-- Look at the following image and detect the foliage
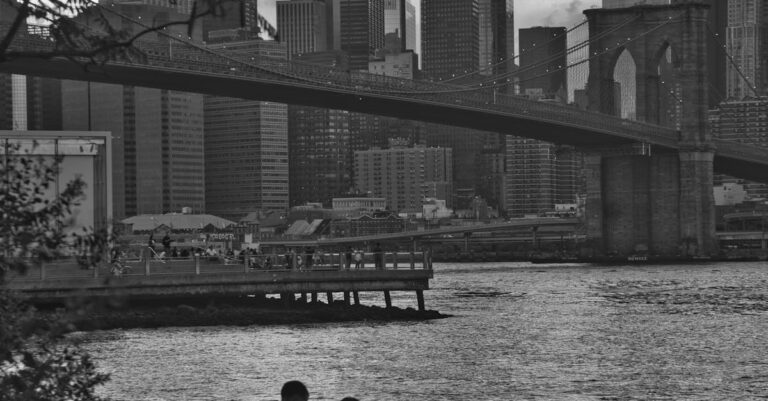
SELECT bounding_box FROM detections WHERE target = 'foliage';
[0,0,238,64]
[0,143,112,400]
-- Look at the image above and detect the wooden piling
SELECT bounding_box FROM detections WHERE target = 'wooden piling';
[416,290,425,311]
[384,290,392,309]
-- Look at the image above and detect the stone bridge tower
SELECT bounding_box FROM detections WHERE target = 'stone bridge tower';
[584,2,716,256]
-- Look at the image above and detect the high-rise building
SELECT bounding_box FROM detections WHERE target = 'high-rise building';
[478,0,513,79]
[339,0,385,71]
[355,145,453,212]
[421,0,508,210]
[518,26,567,100]
[711,98,768,200]
[277,0,327,58]
[61,3,205,219]
[383,0,416,53]
[204,40,289,220]
[63,82,205,219]
[502,139,556,217]
[289,105,351,207]
[421,0,479,81]
[725,0,768,98]
[201,0,259,41]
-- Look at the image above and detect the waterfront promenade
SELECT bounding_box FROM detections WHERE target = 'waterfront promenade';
[6,251,433,310]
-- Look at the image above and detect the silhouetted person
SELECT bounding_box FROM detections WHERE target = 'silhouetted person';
[374,242,383,269]
[305,247,314,269]
[162,232,172,253]
[281,380,309,401]
[344,246,353,270]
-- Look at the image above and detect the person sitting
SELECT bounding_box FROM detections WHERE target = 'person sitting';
[281,380,309,401]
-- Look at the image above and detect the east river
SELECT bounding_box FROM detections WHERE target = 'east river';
[76,262,768,400]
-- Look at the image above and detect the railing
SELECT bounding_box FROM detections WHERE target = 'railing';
[7,249,432,283]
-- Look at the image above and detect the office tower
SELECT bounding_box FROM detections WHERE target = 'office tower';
[201,0,259,41]
[63,82,205,219]
[502,140,556,216]
[711,99,768,200]
[339,0,385,70]
[205,40,289,220]
[421,0,508,210]
[478,0,514,79]
[288,104,351,207]
[60,3,205,219]
[277,0,327,57]
[383,0,416,53]
[355,146,452,212]
[421,0,479,80]
[725,0,768,98]
[518,27,567,100]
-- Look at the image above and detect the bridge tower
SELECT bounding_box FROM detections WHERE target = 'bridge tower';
[584,2,716,257]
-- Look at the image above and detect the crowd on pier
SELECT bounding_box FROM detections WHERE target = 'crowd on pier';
[132,232,392,271]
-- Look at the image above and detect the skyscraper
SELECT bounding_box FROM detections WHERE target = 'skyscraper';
[204,40,289,220]
[62,3,206,219]
[277,0,327,57]
[421,0,479,81]
[288,104,351,207]
[383,0,416,53]
[725,0,768,98]
[62,82,205,218]
[518,26,568,100]
[201,0,260,41]
[478,0,514,78]
[339,0,385,70]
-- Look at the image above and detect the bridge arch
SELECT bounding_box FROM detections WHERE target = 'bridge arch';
[583,3,716,257]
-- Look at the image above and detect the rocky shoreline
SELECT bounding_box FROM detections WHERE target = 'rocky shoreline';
[53,298,449,332]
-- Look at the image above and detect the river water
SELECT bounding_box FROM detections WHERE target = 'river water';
[77,262,768,400]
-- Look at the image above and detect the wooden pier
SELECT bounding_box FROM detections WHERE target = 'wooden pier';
[6,251,433,310]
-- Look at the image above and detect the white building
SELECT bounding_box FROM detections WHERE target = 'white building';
[1,131,113,233]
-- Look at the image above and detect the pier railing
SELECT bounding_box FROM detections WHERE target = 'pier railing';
[6,249,432,282]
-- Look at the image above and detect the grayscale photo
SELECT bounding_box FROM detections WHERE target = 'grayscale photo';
[1,0,766,399]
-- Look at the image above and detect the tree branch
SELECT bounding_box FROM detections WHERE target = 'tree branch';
[0,0,30,55]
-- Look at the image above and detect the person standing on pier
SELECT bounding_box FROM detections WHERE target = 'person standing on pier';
[354,249,363,269]
[374,243,383,270]
[344,246,353,270]
[162,232,172,254]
